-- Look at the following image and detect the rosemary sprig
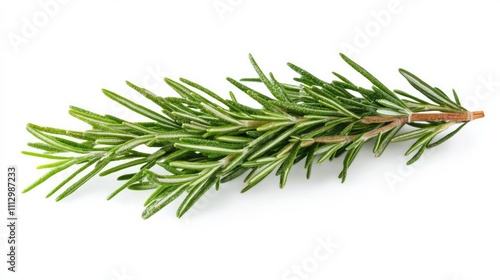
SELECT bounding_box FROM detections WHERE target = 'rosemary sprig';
[23,54,484,218]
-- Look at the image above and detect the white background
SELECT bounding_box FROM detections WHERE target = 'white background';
[1,1,499,279]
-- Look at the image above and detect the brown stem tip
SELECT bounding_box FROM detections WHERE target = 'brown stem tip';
[472,111,485,120]
[409,111,485,122]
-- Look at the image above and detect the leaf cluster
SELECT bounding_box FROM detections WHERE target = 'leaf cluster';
[23,54,478,218]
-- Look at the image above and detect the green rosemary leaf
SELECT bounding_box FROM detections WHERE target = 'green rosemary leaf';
[377,99,410,114]
[287,63,347,98]
[373,125,403,157]
[112,136,153,155]
[22,151,71,160]
[200,102,242,125]
[27,123,90,140]
[122,122,160,135]
[158,149,192,165]
[340,54,405,108]
[374,132,384,154]
[56,156,112,201]
[452,89,461,106]
[26,124,89,154]
[317,143,345,163]
[242,157,286,193]
[376,109,404,116]
[304,143,318,179]
[83,130,137,140]
[181,122,210,132]
[36,159,72,169]
[166,78,223,111]
[225,100,262,115]
[247,127,297,160]
[169,161,221,170]
[404,131,439,156]
[46,158,99,198]
[278,142,301,188]
[241,156,277,168]
[226,77,271,102]
[427,123,466,149]
[142,183,188,219]
[392,127,435,142]
[287,62,325,85]
[68,110,125,133]
[171,111,210,125]
[107,163,153,200]
[219,150,248,174]
[295,118,330,130]
[394,89,429,104]
[245,89,278,111]
[302,117,352,139]
[220,166,248,183]
[336,96,378,113]
[155,131,202,142]
[268,100,338,116]
[69,106,120,125]
[99,157,149,176]
[239,77,261,82]
[147,171,199,185]
[23,157,84,193]
[371,87,408,111]
[339,140,364,183]
[256,121,294,132]
[303,87,359,118]
[332,72,354,85]
[95,138,127,145]
[434,87,454,103]
[177,168,219,218]
[143,183,174,206]
[117,173,135,181]
[128,182,158,191]
[229,91,238,102]
[103,89,178,127]
[406,141,428,165]
[103,114,127,124]
[27,142,65,152]
[249,54,288,101]
[163,78,196,100]
[179,138,245,150]
[126,81,169,109]
[398,69,463,111]
[215,135,253,143]
[269,73,292,102]
[179,78,230,107]
[174,141,242,155]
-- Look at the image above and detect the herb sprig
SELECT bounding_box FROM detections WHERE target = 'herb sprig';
[23,54,484,218]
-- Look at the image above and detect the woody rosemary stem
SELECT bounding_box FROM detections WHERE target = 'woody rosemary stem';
[311,111,484,145]
[361,111,485,124]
